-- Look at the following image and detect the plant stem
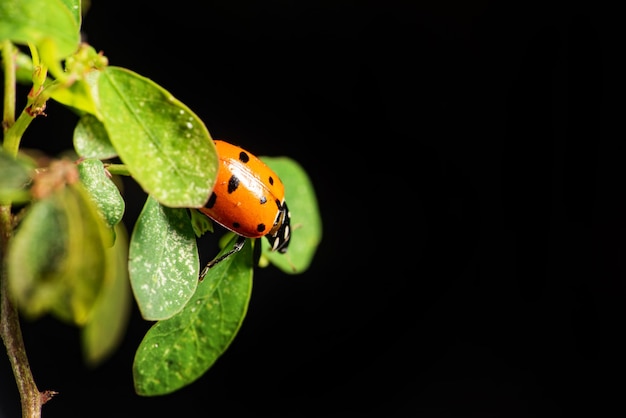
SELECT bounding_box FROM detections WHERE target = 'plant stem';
[0,205,51,418]
[1,40,16,131]
[3,110,35,156]
[1,40,52,418]
[2,40,39,156]
[104,163,131,176]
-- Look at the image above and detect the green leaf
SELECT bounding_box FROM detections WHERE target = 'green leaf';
[81,222,132,367]
[0,0,81,60]
[51,69,102,118]
[77,157,125,229]
[73,114,117,159]
[58,0,81,25]
[260,156,322,274]
[7,183,110,325]
[97,66,218,208]
[0,150,34,204]
[133,234,253,396]
[129,196,199,321]
[189,208,214,237]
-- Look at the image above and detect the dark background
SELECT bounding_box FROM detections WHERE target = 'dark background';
[2,1,624,417]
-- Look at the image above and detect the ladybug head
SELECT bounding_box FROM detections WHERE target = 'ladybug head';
[266,201,291,253]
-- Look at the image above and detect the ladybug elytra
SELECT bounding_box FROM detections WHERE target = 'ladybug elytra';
[198,140,291,277]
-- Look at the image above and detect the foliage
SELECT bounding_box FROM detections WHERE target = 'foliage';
[0,0,322,413]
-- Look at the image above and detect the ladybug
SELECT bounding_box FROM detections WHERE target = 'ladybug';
[198,140,291,277]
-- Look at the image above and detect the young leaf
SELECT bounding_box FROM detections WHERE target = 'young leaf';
[77,157,125,228]
[7,184,110,325]
[73,114,117,159]
[97,66,218,208]
[129,196,199,321]
[0,0,81,61]
[260,156,322,274]
[133,234,253,396]
[51,71,102,118]
[81,223,132,367]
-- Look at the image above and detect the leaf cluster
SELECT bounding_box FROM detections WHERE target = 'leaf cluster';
[1,0,322,399]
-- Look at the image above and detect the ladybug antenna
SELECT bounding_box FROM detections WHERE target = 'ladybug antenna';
[199,235,247,281]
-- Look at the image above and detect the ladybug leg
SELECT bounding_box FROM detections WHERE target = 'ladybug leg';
[199,235,247,280]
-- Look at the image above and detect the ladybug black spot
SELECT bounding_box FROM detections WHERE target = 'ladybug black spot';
[257,224,266,233]
[268,176,274,186]
[232,222,241,229]
[206,192,217,209]
[228,175,240,193]
[274,199,281,209]
[238,151,250,163]
[260,196,267,204]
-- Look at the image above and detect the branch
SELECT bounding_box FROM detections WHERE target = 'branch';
[1,205,55,418]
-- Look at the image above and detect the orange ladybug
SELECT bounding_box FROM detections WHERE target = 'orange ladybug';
[198,140,291,277]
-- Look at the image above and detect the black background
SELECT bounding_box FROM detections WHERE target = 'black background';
[1,1,624,417]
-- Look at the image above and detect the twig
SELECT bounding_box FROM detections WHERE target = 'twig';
[0,205,52,418]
